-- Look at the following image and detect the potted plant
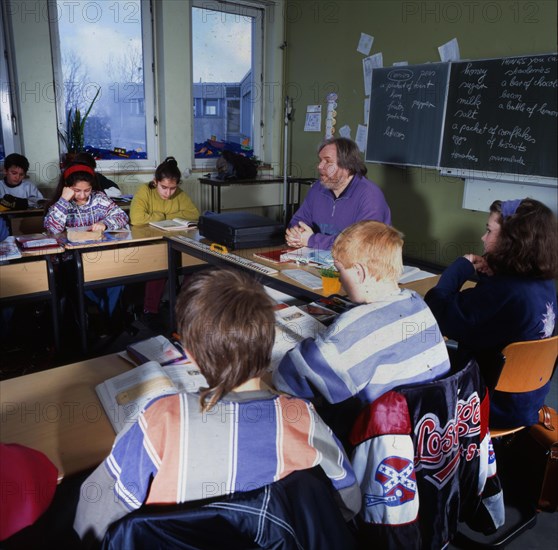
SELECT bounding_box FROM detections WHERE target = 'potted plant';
[58,86,101,159]
[319,266,341,295]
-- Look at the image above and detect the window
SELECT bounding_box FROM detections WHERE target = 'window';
[192,1,263,162]
[0,4,20,161]
[204,99,219,117]
[49,0,156,169]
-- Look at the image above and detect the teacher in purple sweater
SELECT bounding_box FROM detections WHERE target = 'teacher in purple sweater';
[286,137,391,250]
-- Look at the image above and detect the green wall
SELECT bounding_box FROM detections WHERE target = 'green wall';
[285,0,557,266]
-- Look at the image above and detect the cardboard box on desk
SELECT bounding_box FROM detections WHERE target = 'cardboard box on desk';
[198,211,285,250]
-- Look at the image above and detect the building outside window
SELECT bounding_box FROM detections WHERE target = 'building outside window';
[49,0,156,168]
[192,1,263,161]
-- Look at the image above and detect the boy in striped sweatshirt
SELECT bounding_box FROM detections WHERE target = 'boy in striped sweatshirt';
[273,221,451,442]
[74,268,360,545]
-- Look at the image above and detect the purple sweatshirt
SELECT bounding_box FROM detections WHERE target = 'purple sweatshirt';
[289,174,391,249]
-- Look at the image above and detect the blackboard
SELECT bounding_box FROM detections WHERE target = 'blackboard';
[440,54,557,180]
[365,63,450,168]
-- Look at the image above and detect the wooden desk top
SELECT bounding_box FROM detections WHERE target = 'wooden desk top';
[168,233,441,299]
[20,245,65,257]
[63,224,165,250]
[0,354,132,480]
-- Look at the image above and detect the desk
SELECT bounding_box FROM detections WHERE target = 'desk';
[0,354,132,480]
[0,246,64,350]
[67,226,206,353]
[166,232,441,329]
[198,176,314,216]
[0,276,447,480]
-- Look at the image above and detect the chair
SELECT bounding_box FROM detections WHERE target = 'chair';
[490,336,558,437]
[348,358,505,550]
[101,466,357,550]
[454,336,558,548]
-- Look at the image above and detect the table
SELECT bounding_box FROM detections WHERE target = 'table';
[66,226,206,353]
[0,353,132,480]
[166,232,441,330]
[0,246,65,350]
[198,175,314,216]
[0,270,446,482]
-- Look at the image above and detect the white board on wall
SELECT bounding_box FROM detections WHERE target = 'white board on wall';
[462,179,558,215]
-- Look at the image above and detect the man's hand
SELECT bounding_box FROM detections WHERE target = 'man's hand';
[285,222,314,247]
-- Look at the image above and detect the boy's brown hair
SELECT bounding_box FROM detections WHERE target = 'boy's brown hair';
[176,268,275,411]
[332,220,404,283]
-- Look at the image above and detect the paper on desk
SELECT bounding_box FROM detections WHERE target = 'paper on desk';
[399,265,436,284]
[0,237,22,260]
[280,247,334,267]
[265,286,299,306]
[270,306,326,371]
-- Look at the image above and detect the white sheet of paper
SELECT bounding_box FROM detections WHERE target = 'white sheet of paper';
[363,53,383,96]
[364,97,370,124]
[438,37,460,62]
[356,124,368,152]
[393,61,409,66]
[304,112,321,132]
[339,125,351,139]
[357,32,374,55]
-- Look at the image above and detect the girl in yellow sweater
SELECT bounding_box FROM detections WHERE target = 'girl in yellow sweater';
[130,157,199,314]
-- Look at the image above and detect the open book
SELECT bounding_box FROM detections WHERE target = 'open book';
[149,218,198,231]
[271,305,326,370]
[96,360,207,433]
[96,304,326,432]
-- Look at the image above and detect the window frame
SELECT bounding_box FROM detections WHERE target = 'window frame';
[48,0,158,173]
[0,3,21,159]
[191,0,265,169]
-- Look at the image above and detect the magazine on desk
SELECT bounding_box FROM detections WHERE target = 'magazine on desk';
[125,334,188,366]
[149,218,198,231]
[253,246,334,268]
[279,247,334,267]
[15,233,61,250]
[0,237,22,260]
